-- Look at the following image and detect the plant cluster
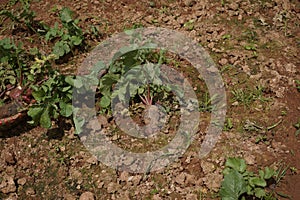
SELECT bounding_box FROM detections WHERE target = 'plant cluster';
[45,7,85,58]
[0,38,49,104]
[0,0,45,34]
[0,3,87,128]
[71,44,186,133]
[231,85,269,107]
[95,48,178,114]
[220,157,278,200]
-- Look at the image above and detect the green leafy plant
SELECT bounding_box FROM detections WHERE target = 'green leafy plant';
[0,38,22,90]
[220,157,277,200]
[94,47,171,113]
[28,70,74,128]
[0,0,46,34]
[0,3,101,130]
[0,38,50,101]
[110,63,179,109]
[0,36,74,129]
[71,43,182,133]
[45,7,84,58]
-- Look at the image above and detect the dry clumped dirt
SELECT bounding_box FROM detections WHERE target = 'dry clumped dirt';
[0,0,300,199]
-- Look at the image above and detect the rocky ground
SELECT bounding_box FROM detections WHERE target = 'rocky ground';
[0,0,299,199]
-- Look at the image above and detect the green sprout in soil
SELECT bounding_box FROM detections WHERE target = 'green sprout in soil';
[231,85,270,108]
[293,118,300,137]
[295,80,300,92]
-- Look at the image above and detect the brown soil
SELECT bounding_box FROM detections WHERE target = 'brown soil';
[0,0,299,199]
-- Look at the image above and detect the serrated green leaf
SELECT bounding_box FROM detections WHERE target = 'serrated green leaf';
[220,170,247,200]
[70,36,82,45]
[27,107,44,123]
[254,188,266,198]
[40,107,51,128]
[225,157,247,173]
[249,177,267,187]
[264,167,275,179]
[60,102,73,117]
[53,42,65,57]
[32,89,46,102]
[53,41,71,56]
[60,7,73,23]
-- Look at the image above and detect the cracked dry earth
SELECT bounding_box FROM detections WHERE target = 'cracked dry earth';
[0,0,300,199]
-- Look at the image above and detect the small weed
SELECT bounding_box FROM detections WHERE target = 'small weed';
[274,163,289,185]
[183,20,195,31]
[223,118,233,131]
[221,0,226,6]
[244,43,256,51]
[295,80,300,92]
[289,166,298,175]
[255,135,269,144]
[231,86,268,107]
[222,34,231,40]
[242,29,259,42]
[150,188,159,195]
[199,92,216,112]
[159,6,169,14]
[280,110,287,116]
[293,118,300,137]
[244,43,258,57]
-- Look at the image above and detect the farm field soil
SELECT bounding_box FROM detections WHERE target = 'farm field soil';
[0,0,299,199]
